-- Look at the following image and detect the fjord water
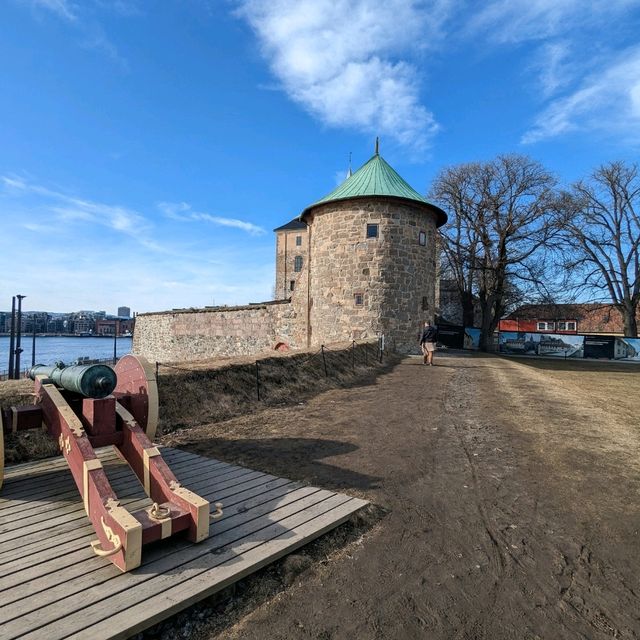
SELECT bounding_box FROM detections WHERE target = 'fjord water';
[0,336,133,373]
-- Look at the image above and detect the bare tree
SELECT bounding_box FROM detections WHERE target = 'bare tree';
[431,155,558,350]
[557,161,640,336]
[432,164,481,326]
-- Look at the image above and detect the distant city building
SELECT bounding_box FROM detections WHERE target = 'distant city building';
[118,306,131,318]
[95,318,135,336]
[0,308,136,335]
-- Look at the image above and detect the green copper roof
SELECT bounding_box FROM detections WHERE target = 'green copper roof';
[301,153,447,226]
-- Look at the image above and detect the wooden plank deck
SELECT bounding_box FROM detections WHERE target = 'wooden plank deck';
[0,447,368,640]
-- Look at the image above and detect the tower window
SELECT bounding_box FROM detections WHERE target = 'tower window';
[422,297,428,311]
[354,293,364,306]
[295,235,302,246]
[294,255,303,272]
[290,280,295,291]
[366,224,379,239]
[419,230,426,246]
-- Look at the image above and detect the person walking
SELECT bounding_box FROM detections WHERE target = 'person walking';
[420,320,438,366]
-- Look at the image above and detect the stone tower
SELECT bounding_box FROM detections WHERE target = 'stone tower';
[273,218,308,301]
[295,146,447,353]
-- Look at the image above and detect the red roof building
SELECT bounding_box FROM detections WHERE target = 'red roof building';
[499,303,639,336]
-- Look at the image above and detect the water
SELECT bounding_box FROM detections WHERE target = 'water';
[0,336,133,374]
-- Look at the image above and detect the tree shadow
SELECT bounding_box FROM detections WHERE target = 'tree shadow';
[179,437,380,493]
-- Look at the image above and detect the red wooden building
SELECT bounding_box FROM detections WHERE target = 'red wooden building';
[499,303,638,336]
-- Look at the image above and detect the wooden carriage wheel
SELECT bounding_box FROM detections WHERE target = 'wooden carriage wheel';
[113,355,159,440]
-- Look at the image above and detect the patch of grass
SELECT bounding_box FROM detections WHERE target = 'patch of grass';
[1,342,396,463]
[0,378,59,463]
[157,341,395,435]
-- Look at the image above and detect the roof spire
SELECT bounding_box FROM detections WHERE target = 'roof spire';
[375,136,379,155]
[347,151,352,178]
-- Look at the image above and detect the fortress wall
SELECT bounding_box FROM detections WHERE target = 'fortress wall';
[306,198,438,353]
[132,301,304,364]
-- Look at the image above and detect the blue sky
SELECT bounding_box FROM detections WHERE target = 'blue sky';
[1,0,640,315]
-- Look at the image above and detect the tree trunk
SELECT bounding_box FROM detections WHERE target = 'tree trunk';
[461,290,475,327]
[621,305,638,337]
[478,298,493,352]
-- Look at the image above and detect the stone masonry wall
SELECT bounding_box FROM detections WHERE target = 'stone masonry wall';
[274,229,307,300]
[133,301,304,364]
[306,198,438,353]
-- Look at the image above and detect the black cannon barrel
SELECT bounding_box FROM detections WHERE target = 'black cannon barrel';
[29,363,117,399]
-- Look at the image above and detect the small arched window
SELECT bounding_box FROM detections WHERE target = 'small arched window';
[294,255,303,272]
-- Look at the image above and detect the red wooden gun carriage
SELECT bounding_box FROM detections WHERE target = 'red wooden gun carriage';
[0,355,221,572]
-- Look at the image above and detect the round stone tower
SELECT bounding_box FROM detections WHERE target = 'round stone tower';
[299,146,447,353]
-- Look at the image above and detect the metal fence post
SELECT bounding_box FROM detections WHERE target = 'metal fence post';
[321,345,328,377]
[155,361,160,380]
[256,361,261,400]
[352,340,355,372]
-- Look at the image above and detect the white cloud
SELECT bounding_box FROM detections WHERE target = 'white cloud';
[25,0,78,21]
[522,46,640,143]
[466,0,636,44]
[1,175,28,190]
[235,0,452,150]
[16,0,127,66]
[461,0,640,144]
[0,180,275,312]
[158,201,266,236]
[531,41,573,98]
[1,175,149,236]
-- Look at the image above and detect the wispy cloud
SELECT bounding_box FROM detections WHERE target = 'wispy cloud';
[465,0,636,44]
[0,177,275,311]
[235,0,453,150]
[158,201,266,236]
[522,46,640,144]
[25,0,78,21]
[530,41,573,98]
[16,0,128,66]
[462,0,640,144]
[1,174,149,236]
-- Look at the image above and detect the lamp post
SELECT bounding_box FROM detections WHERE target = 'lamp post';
[31,313,37,367]
[8,296,16,379]
[15,294,26,378]
[113,322,118,365]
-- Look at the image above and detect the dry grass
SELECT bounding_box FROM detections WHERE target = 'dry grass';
[0,378,35,407]
[0,378,59,463]
[502,355,640,427]
[157,341,393,434]
[0,342,394,463]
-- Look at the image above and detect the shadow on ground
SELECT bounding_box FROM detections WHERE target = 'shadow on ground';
[178,437,382,493]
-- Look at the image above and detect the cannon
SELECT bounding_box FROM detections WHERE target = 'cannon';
[29,362,118,398]
[0,355,220,572]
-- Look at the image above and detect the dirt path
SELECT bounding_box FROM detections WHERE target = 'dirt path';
[166,352,640,640]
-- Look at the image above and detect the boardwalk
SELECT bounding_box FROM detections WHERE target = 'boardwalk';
[0,447,367,640]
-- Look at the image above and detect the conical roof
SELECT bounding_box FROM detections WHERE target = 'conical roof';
[301,152,447,226]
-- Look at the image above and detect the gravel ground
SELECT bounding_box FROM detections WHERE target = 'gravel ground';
[142,351,640,639]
